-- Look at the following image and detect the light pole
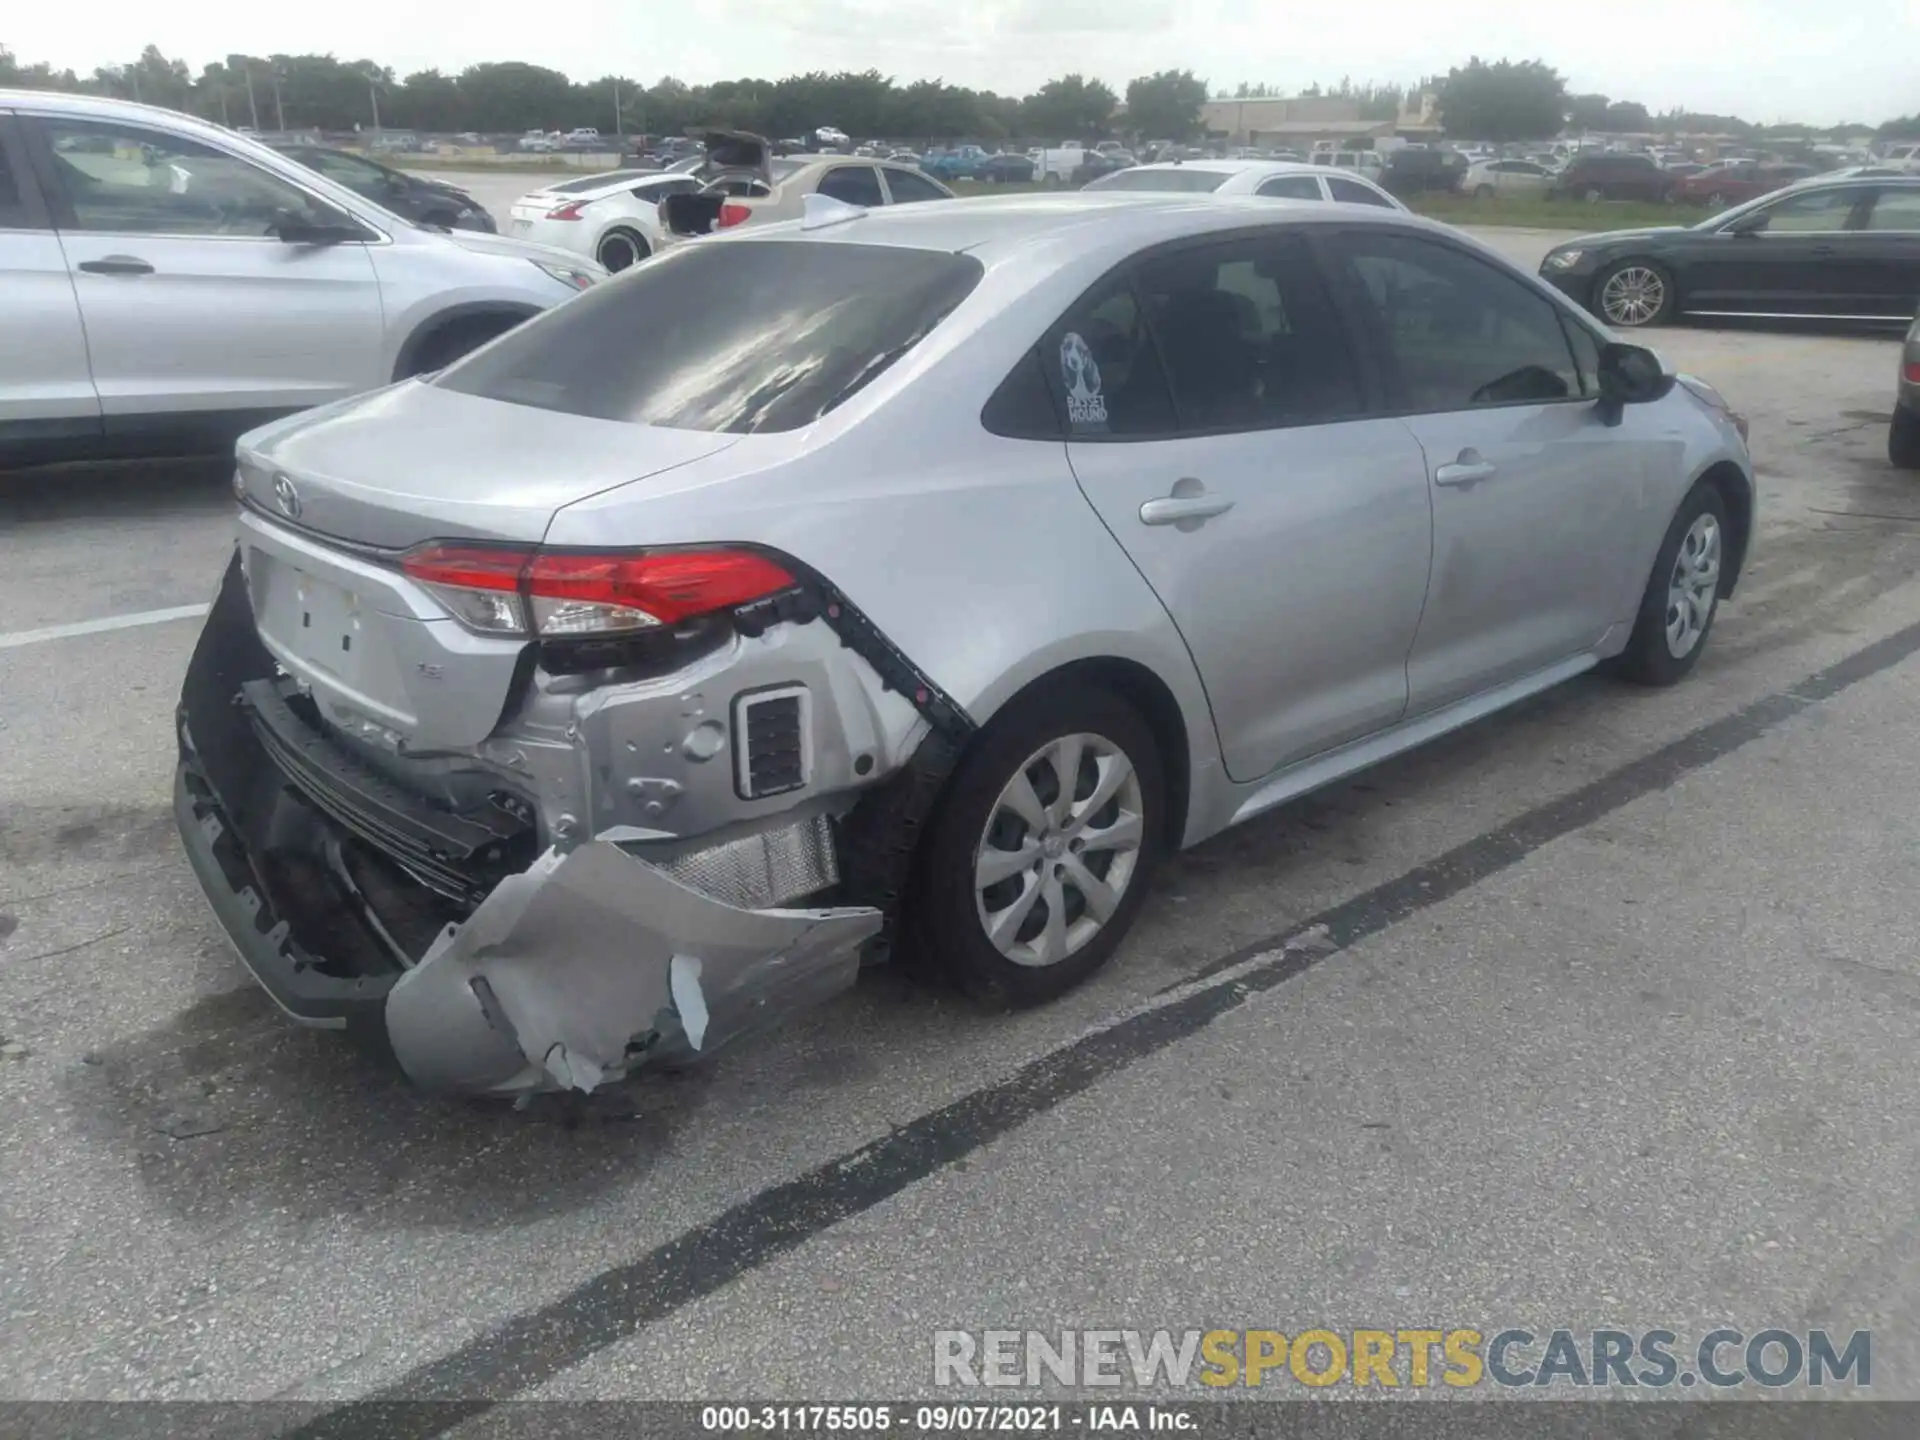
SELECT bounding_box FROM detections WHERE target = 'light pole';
[243,58,260,129]
[272,66,286,131]
[613,82,622,138]
[364,66,383,135]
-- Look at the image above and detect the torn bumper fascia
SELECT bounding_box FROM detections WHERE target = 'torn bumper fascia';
[383,839,881,1095]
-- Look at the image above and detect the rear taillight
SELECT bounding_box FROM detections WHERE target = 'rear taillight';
[399,544,796,639]
[545,200,587,220]
[718,201,753,228]
[1906,361,1920,384]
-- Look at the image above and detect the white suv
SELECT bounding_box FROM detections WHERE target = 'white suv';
[1,90,603,467]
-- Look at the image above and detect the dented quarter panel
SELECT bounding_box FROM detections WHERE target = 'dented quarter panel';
[384,840,882,1094]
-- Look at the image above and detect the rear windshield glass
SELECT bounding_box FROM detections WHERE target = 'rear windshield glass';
[1087,168,1231,193]
[550,170,655,194]
[436,240,985,434]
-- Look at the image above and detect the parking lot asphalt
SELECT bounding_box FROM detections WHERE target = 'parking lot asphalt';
[4,220,1920,1411]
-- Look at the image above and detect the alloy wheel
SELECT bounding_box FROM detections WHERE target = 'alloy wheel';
[974,732,1145,969]
[1665,512,1721,658]
[1600,266,1667,326]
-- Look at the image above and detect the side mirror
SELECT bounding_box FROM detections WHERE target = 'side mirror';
[1596,341,1674,424]
[1724,210,1767,236]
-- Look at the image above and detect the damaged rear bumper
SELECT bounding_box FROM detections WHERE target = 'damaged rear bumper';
[173,553,884,1097]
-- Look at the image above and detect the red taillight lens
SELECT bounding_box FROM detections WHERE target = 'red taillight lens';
[545,200,587,220]
[1905,361,1920,384]
[718,201,752,228]
[399,543,796,638]
[526,549,796,633]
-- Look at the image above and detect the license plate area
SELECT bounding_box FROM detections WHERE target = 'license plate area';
[263,556,369,687]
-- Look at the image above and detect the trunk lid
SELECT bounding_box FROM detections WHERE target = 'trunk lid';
[236,381,741,550]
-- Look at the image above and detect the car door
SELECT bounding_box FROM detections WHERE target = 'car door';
[0,111,101,447]
[1687,184,1875,316]
[1854,186,1920,319]
[1057,231,1435,782]
[21,112,386,424]
[1318,227,1652,714]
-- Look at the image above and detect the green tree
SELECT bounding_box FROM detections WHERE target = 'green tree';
[1123,69,1208,141]
[1021,73,1118,141]
[1604,99,1651,132]
[1435,58,1567,142]
[1566,92,1611,131]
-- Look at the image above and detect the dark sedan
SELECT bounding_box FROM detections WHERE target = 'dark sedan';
[976,151,1037,183]
[1538,175,1920,328]
[271,144,497,232]
[1547,152,1673,203]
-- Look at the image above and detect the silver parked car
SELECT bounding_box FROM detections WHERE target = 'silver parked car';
[173,192,1755,1098]
[1083,158,1407,211]
[0,90,602,466]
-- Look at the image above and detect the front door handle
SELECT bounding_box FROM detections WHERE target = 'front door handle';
[1139,494,1235,526]
[1809,244,1837,258]
[1434,459,1497,488]
[77,255,155,276]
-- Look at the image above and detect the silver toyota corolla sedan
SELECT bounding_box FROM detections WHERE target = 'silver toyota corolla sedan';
[173,191,1756,1098]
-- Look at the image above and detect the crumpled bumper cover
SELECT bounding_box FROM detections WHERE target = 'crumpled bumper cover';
[172,552,884,1096]
[383,840,880,1094]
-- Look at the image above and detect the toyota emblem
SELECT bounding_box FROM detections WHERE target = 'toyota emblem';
[273,473,301,520]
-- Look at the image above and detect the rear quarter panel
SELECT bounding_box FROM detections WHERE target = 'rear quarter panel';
[546,238,1226,840]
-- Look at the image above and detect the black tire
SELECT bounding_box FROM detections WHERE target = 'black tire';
[906,682,1167,1008]
[420,210,459,230]
[397,314,522,380]
[1708,190,1727,209]
[1891,403,1920,469]
[1591,258,1677,328]
[1583,185,1604,203]
[595,226,650,272]
[1615,481,1731,686]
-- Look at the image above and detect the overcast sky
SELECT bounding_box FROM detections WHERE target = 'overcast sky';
[8,0,1917,126]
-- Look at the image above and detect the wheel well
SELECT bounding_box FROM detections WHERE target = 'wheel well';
[392,306,538,381]
[987,658,1192,851]
[1698,460,1754,596]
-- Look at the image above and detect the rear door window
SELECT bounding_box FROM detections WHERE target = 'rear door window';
[1257,174,1322,200]
[436,240,983,434]
[1133,234,1366,430]
[1327,176,1394,207]
[882,168,949,204]
[817,165,885,206]
[1863,188,1920,232]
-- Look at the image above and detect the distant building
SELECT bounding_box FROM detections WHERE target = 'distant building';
[1200,95,1394,150]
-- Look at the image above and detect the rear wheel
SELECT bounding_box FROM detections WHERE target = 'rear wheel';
[1615,482,1729,686]
[907,684,1166,1007]
[595,226,650,272]
[1583,185,1604,203]
[1892,404,1920,469]
[1707,190,1728,208]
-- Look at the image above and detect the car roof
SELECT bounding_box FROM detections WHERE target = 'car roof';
[722,189,1425,263]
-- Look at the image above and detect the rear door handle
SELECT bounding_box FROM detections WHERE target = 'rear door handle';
[1434,460,1497,488]
[1139,494,1235,526]
[1809,244,1837,258]
[77,255,154,276]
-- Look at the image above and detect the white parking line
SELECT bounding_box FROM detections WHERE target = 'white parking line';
[0,603,211,651]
